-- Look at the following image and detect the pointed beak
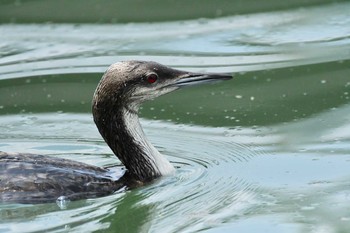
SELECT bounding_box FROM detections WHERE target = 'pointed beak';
[174,72,233,87]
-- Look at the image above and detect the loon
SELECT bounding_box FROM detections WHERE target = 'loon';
[0,61,232,203]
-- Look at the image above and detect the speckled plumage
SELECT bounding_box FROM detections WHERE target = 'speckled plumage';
[0,152,125,203]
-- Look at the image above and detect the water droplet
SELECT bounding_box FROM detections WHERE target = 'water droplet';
[56,196,70,209]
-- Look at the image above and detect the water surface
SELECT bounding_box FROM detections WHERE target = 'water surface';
[0,1,350,233]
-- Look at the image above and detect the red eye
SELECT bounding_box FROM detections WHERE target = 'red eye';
[147,74,158,84]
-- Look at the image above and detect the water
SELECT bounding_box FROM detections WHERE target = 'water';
[1,1,350,232]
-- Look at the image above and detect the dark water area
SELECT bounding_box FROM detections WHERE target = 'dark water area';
[0,0,344,23]
[0,1,350,232]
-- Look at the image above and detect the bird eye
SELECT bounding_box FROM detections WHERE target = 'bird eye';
[146,74,158,84]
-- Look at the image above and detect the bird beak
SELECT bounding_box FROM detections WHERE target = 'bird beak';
[174,72,233,87]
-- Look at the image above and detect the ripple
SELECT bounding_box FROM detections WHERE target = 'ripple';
[0,194,124,232]
[0,1,350,232]
[137,121,262,232]
[1,105,350,232]
[1,3,350,79]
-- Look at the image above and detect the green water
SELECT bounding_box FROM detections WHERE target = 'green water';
[1,1,350,232]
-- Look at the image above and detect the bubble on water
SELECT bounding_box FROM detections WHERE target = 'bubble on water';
[235,95,242,99]
[321,80,327,84]
[225,115,236,120]
[56,196,71,209]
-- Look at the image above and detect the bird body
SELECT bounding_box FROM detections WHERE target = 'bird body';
[0,61,232,203]
[0,152,124,203]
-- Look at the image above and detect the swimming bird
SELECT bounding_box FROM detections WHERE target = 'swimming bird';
[0,61,232,203]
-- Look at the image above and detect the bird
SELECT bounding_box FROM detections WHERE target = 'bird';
[0,60,232,204]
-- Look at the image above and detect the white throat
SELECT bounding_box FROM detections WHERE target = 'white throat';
[122,107,175,176]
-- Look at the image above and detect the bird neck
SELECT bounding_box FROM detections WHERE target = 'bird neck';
[94,103,174,182]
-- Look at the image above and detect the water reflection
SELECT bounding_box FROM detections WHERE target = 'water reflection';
[1,106,350,232]
[0,113,260,232]
[1,2,350,79]
[0,191,154,233]
[0,1,350,232]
